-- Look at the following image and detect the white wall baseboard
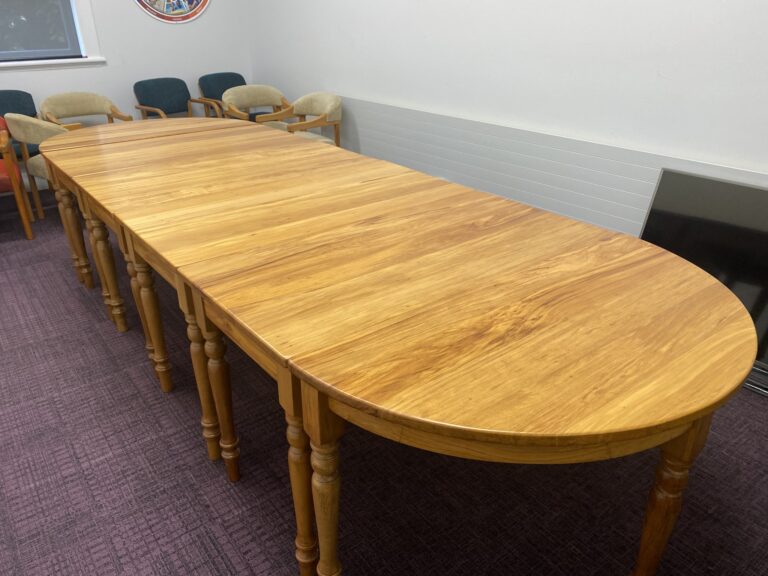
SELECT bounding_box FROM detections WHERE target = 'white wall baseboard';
[340,97,768,236]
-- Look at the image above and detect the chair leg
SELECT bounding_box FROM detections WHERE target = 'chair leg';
[22,186,35,223]
[334,124,341,147]
[10,177,34,240]
[28,174,44,219]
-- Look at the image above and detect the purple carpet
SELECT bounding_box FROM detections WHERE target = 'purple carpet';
[0,194,766,575]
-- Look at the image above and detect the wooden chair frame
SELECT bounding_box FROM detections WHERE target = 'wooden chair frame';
[196,97,225,117]
[14,119,78,221]
[135,98,222,120]
[1,130,34,239]
[17,140,47,220]
[43,104,133,125]
[222,97,291,121]
[253,105,341,146]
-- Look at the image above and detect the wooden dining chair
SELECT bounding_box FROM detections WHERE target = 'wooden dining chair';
[221,84,291,122]
[198,72,246,117]
[0,119,34,240]
[4,113,69,219]
[40,92,133,126]
[0,89,40,160]
[133,77,221,119]
[254,92,342,146]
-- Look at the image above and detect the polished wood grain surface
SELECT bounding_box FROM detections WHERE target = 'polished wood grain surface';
[44,121,756,445]
[41,117,244,151]
[42,119,758,575]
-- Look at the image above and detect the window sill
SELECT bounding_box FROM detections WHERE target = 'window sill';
[0,56,106,71]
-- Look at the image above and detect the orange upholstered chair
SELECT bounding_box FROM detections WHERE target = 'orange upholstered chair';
[0,116,33,239]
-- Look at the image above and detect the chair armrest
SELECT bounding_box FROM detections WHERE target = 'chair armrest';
[42,112,65,125]
[223,105,249,120]
[189,98,222,118]
[197,97,223,108]
[63,123,83,131]
[19,141,32,163]
[109,106,133,121]
[254,105,296,123]
[200,98,224,118]
[286,115,332,133]
[135,105,167,119]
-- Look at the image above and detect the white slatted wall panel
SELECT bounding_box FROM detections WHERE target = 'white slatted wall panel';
[339,98,768,236]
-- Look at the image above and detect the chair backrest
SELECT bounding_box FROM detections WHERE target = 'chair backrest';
[4,113,68,145]
[199,72,246,102]
[39,92,115,122]
[222,85,286,112]
[293,92,342,122]
[133,77,191,116]
[0,90,37,118]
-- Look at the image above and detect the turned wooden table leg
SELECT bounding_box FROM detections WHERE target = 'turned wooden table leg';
[90,218,128,332]
[178,283,221,461]
[193,294,239,481]
[188,312,222,461]
[279,369,318,575]
[302,382,345,576]
[86,218,113,320]
[204,328,239,480]
[54,186,93,288]
[126,258,155,362]
[133,254,172,392]
[631,415,713,576]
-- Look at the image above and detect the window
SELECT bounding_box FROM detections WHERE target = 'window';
[0,0,84,63]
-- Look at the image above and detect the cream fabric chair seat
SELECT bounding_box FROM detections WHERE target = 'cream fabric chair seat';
[262,120,288,131]
[294,131,335,145]
[26,155,49,179]
[261,120,334,144]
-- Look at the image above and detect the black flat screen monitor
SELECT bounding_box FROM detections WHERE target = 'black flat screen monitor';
[641,169,767,375]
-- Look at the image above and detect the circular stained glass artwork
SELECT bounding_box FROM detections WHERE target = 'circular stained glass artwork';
[135,0,210,23]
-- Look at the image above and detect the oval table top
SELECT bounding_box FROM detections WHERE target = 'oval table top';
[42,119,758,449]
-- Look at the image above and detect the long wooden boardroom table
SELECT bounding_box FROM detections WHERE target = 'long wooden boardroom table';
[41,118,757,576]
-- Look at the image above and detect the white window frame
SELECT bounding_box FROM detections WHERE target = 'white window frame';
[0,0,106,70]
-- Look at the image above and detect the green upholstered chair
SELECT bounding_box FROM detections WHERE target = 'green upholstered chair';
[254,92,343,146]
[0,90,40,158]
[4,113,68,220]
[40,92,133,126]
[198,72,246,116]
[133,77,220,119]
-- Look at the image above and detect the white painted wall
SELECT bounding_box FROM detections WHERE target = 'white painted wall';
[251,0,768,174]
[0,0,253,118]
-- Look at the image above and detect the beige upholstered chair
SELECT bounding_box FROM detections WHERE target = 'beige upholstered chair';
[4,113,68,219]
[255,92,342,146]
[221,85,291,122]
[40,92,132,126]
